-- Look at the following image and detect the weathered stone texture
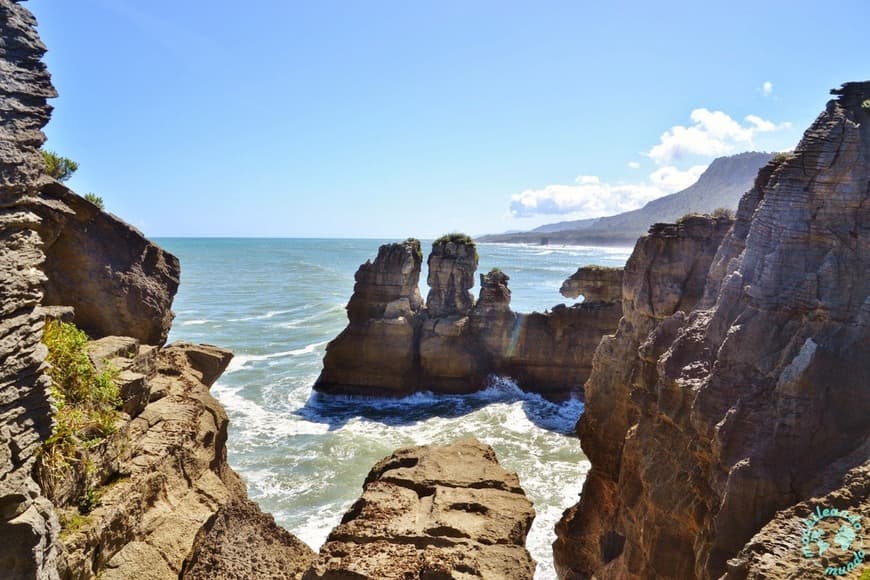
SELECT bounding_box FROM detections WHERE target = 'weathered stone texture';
[560,266,623,303]
[554,82,870,579]
[0,1,60,577]
[305,438,536,579]
[317,238,624,398]
[35,182,180,345]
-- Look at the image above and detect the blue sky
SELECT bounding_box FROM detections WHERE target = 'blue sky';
[28,0,868,238]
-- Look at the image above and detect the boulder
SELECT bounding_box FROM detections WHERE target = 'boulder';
[34,181,180,346]
[305,438,536,579]
[181,499,316,580]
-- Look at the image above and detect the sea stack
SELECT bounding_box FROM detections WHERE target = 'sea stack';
[315,235,627,398]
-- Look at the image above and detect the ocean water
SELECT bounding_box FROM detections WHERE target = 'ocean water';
[160,238,631,579]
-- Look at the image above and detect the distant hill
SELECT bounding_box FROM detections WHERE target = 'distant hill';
[479,151,773,246]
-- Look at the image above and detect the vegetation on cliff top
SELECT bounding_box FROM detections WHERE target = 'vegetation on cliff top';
[41,149,79,182]
[435,232,475,246]
[38,320,120,497]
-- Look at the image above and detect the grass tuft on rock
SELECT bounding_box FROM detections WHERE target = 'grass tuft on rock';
[39,320,120,485]
[435,232,475,246]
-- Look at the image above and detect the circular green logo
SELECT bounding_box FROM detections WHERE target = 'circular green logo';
[801,506,865,576]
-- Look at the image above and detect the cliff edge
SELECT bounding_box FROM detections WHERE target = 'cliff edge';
[0,3,315,578]
[554,83,870,579]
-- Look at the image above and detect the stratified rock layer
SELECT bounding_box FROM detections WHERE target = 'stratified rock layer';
[560,266,623,302]
[554,83,870,579]
[305,438,536,579]
[0,1,60,576]
[317,239,423,395]
[316,238,625,398]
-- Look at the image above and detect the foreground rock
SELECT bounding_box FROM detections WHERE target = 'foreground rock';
[0,1,62,575]
[306,438,536,579]
[554,82,870,579]
[316,236,625,398]
[182,499,315,580]
[41,341,315,579]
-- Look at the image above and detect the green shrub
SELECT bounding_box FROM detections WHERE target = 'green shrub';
[773,151,794,165]
[711,207,735,219]
[40,320,120,482]
[41,150,79,183]
[676,212,704,223]
[435,232,475,245]
[83,193,104,209]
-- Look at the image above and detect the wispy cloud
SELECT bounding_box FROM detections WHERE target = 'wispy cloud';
[762,81,774,97]
[627,161,640,169]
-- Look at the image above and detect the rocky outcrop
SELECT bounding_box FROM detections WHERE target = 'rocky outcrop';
[305,438,536,579]
[181,499,316,580]
[1,6,314,577]
[316,238,624,398]
[316,238,424,396]
[45,341,315,580]
[34,181,179,345]
[426,235,478,317]
[0,1,61,576]
[560,266,623,303]
[555,82,870,579]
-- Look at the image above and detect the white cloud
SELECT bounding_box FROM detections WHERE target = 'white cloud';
[509,106,792,219]
[645,108,789,165]
[648,164,708,191]
[510,179,666,218]
[762,81,773,97]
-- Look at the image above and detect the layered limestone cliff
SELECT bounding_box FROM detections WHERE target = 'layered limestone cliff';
[316,237,624,398]
[554,83,870,579]
[0,2,62,575]
[305,438,537,579]
[0,3,315,577]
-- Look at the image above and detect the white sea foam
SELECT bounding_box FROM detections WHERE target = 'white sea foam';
[227,306,312,322]
[225,340,329,373]
[181,319,210,325]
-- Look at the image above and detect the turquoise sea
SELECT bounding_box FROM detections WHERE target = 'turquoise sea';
[160,238,631,579]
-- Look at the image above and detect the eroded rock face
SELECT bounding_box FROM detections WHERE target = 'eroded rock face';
[316,239,424,396]
[34,182,180,346]
[305,438,536,579]
[317,239,624,398]
[0,1,60,576]
[555,82,870,579]
[426,237,478,317]
[560,266,623,303]
[47,342,312,580]
[181,499,316,580]
[553,214,733,578]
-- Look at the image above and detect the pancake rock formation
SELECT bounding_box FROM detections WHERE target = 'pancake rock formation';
[0,3,315,577]
[316,236,625,398]
[305,438,537,579]
[554,82,870,579]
